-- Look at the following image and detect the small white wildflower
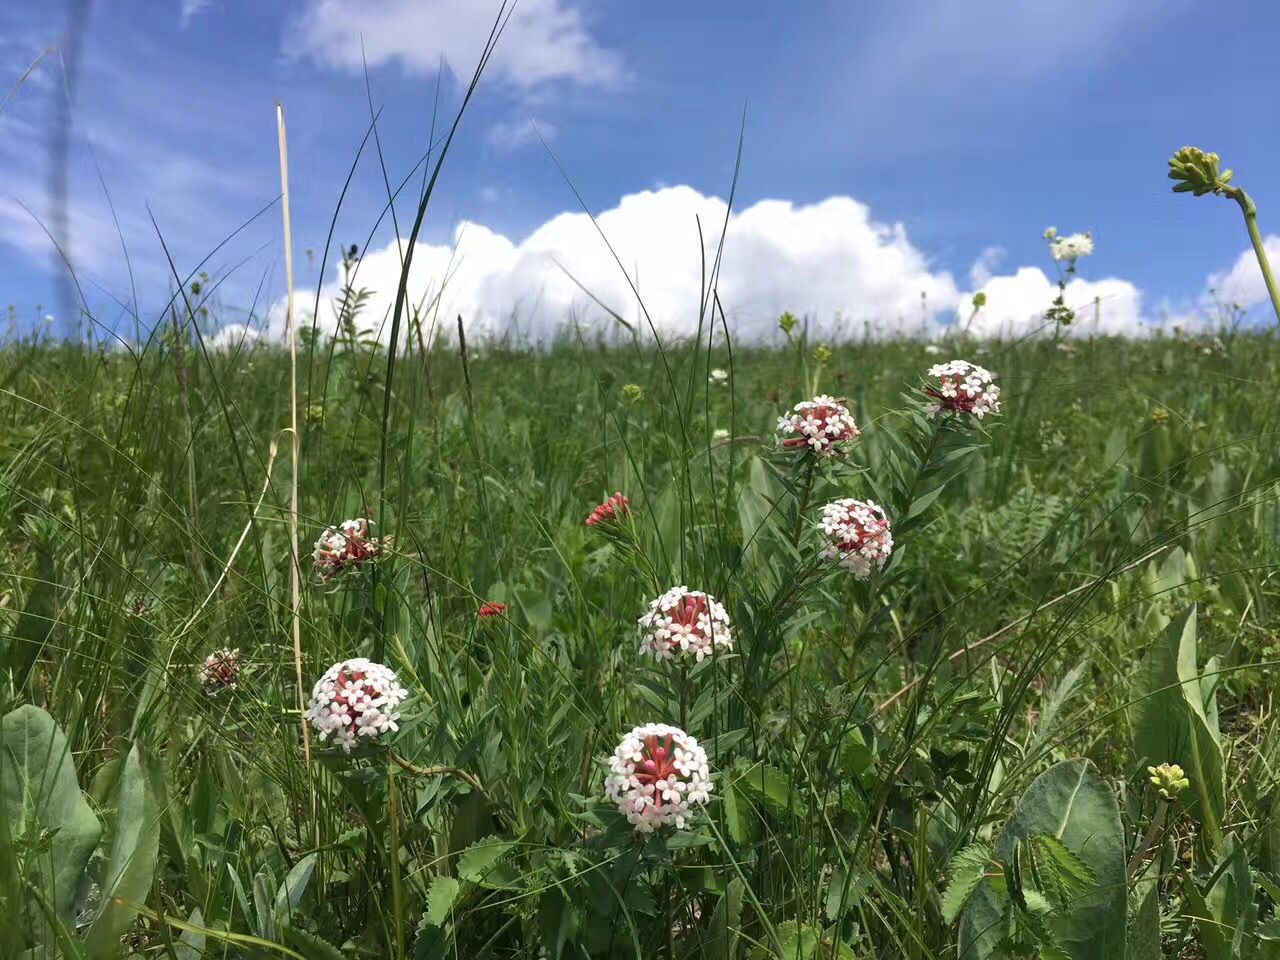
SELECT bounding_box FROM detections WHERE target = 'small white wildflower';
[1049,231,1093,263]
[708,368,729,385]
[923,360,1001,419]
[638,587,733,663]
[818,499,894,579]
[306,658,408,753]
[603,723,713,833]
[776,395,859,456]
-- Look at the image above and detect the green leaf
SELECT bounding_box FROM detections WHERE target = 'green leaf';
[425,875,461,927]
[1026,834,1096,913]
[749,919,820,959]
[85,742,160,959]
[282,924,347,960]
[942,841,993,924]
[457,836,514,885]
[0,705,101,946]
[1130,606,1224,845]
[273,852,317,925]
[1127,882,1159,960]
[174,908,205,960]
[959,759,1125,960]
[738,763,803,815]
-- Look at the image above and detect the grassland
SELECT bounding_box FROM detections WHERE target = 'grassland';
[1,317,1278,959]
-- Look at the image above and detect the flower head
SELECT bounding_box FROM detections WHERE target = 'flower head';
[776,395,860,455]
[622,384,644,404]
[586,492,630,527]
[1168,146,1233,196]
[478,601,507,619]
[708,368,729,386]
[819,499,893,578]
[712,428,730,442]
[201,648,240,696]
[638,586,733,662]
[603,723,713,832]
[923,361,1000,419]
[1049,231,1094,266]
[778,311,798,334]
[312,518,383,581]
[1148,762,1190,801]
[306,657,408,753]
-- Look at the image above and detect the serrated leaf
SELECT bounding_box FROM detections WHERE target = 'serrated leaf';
[457,836,514,884]
[282,924,346,960]
[425,875,461,927]
[942,841,993,924]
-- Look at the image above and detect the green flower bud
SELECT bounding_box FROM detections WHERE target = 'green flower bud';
[1147,762,1190,801]
[972,292,987,308]
[1168,146,1234,197]
[621,383,644,404]
[1149,406,1169,427]
[1042,226,1057,240]
[812,344,832,364]
[778,311,798,334]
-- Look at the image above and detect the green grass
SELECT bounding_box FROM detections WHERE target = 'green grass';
[1,318,1278,959]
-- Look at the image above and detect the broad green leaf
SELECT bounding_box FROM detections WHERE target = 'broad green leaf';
[175,908,205,960]
[0,704,100,949]
[85,742,160,958]
[959,759,1125,960]
[1129,606,1224,845]
[273,852,317,925]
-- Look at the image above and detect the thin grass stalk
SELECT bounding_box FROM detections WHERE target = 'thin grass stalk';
[277,101,311,769]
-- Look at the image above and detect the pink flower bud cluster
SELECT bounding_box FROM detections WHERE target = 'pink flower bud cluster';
[776,395,860,455]
[818,498,894,579]
[306,657,408,753]
[604,723,713,832]
[923,361,1000,419]
[312,518,383,581]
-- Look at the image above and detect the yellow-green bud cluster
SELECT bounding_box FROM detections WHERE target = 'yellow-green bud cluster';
[1148,762,1190,800]
[622,383,644,404]
[1168,146,1234,197]
[778,311,799,334]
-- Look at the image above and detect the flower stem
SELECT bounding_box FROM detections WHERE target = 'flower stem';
[790,457,817,547]
[1227,186,1280,325]
[1126,799,1170,879]
[391,754,485,795]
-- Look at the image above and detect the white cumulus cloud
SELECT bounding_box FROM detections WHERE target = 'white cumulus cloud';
[286,0,625,90]
[1205,234,1280,311]
[273,186,968,345]
[962,267,1147,338]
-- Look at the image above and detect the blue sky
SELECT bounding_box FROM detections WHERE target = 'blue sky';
[3,0,1280,342]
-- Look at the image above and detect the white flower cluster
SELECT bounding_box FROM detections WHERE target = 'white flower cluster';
[306,657,408,753]
[1049,231,1093,263]
[924,360,1000,419]
[604,723,713,832]
[201,648,240,697]
[708,368,729,385]
[638,586,733,662]
[819,498,894,579]
[312,518,381,580]
[776,395,860,455]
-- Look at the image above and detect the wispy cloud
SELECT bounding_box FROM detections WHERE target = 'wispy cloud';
[285,0,626,90]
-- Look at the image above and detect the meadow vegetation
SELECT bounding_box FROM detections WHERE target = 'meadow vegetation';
[2,307,1278,958]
